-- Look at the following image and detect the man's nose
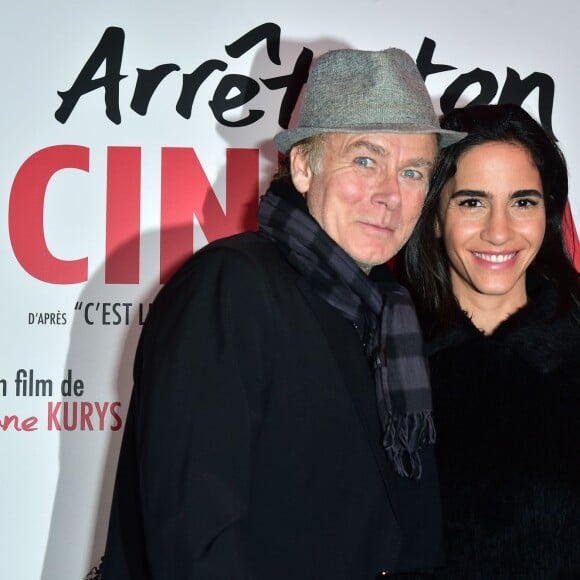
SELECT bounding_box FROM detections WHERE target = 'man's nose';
[371,173,402,210]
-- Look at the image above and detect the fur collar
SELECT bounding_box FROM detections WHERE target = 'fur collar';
[427,275,580,375]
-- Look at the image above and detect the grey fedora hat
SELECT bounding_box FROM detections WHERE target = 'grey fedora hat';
[274,47,465,153]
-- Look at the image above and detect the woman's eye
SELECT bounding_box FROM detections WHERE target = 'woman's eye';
[458,198,483,208]
[514,198,538,208]
[354,157,374,168]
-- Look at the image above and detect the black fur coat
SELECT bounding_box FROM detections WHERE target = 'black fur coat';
[427,276,580,579]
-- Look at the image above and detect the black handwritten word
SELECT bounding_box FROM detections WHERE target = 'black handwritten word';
[54,25,557,139]
[417,37,556,139]
[55,23,313,129]
[28,311,67,325]
[75,301,150,325]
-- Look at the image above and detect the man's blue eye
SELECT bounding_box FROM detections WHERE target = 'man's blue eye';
[402,169,420,179]
[355,157,373,167]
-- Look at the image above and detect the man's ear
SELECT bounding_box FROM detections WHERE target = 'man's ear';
[290,147,313,195]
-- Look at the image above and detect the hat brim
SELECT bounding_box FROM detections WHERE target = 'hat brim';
[274,124,466,153]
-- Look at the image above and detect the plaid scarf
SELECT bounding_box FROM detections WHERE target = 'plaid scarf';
[257,181,435,479]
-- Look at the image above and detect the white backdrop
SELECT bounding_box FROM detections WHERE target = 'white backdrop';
[1,2,579,578]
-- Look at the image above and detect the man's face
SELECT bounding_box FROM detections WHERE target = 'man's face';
[291,132,437,272]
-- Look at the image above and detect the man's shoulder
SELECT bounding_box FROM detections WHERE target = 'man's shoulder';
[205,231,277,259]
[197,231,283,269]
[166,231,291,290]
[146,232,290,324]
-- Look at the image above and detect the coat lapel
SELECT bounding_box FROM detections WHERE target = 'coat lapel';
[294,277,403,523]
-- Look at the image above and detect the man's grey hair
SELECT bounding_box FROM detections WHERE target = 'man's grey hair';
[273,133,327,184]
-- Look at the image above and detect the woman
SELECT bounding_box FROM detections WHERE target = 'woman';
[398,104,580,578]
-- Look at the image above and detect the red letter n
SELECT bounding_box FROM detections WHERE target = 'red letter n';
[160,147,259,283]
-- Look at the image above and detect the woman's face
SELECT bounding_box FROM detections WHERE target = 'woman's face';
[437,141,546,311]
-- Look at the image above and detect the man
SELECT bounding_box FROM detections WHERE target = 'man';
[102,48,464,579]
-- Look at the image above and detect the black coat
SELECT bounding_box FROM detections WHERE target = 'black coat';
[428,276,580,579]
[102,232,443,580]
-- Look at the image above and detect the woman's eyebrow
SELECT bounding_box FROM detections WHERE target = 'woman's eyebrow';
[449,190,488,199]
[511,189,544,199]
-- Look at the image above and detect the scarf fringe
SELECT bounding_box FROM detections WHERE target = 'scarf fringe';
[382,411,436,479]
